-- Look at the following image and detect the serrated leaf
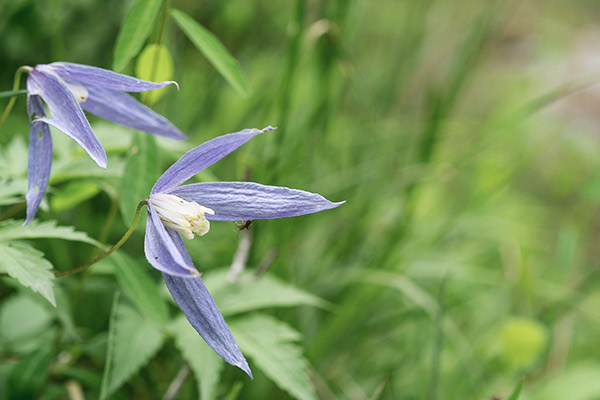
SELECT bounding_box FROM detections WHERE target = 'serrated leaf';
[172,316,223,400]
[113,0,163,72]
[50,180,101,212]
[107,251,168,325]
[204,269,329,316]
[230,314,316,400]
[0,219,100,247]
[119,132,158,225]
[8,346,53,399]
[0,242,55,306]
[170,9,249,97]
[136,44,174,105]
[105,304,164,396]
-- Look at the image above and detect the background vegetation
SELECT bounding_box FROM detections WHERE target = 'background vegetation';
[1,0,600,399]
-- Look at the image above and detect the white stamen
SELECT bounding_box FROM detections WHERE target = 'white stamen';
[150,193,215,239]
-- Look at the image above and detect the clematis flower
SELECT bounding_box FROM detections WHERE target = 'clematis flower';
[144,126,344,376]
[25,62,186,224]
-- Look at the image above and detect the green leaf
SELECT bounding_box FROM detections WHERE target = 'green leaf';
[170,9,250,97]
[105,304,164,396]
[204,269,329,316]
[508,377,524,400]
[171,316,223,400]
[529,365,600,400]
[222,382,244,400]
[50,180,101,212]
[107,251,168,326]
[50,158,126,184]
[230,314,316,400]
[0,219,100,247]
[0,242,55,306]
[0,294,52,346]
[0,179,27,206]
[100,292,120,400]
[8,346,53,399]
[119,132,158,225]
[135,44,174,105]
[113,0,163,72]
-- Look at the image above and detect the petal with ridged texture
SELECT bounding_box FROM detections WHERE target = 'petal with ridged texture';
[152,127,275,194]
[170,181,345,221]
[163,273,252,378]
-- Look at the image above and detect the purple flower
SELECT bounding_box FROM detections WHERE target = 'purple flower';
[144,127,344,377]
[25,62,186,224]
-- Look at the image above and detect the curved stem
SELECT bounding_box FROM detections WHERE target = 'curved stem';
[54,200,147,278]
[0,66,32,128]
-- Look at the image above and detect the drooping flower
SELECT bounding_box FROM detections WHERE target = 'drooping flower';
[144,126,344,377]
[25,62,186,224]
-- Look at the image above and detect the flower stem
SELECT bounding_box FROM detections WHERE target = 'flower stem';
[0,89,27,100]
[0,66,32,128]
[54,200,147,278]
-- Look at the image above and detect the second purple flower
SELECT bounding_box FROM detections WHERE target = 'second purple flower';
[25,62,186,224]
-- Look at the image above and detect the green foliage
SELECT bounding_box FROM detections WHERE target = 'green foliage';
[499,318,548,370]
[8,346,53,399]
[508,378,523,400]
[102,301,164,397]
[230,314,316,400]
[113,0,163,72]
[0,219,99,245]
[170,9,249,97]
[108,251,169,326]
[205,269,329,316]
[136,44,174,105]
[3,1,600,399]
[172,316,223,400]
[50,180,102,212]
[0,294,52,351]
[119,131,158,225]
[0,242,56,306]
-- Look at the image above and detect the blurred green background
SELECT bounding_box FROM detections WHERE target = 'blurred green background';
[2,0,600,399]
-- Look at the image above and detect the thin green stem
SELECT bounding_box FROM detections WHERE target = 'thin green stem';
[0,90,27,100]
[0,66,32,128]
[54,200,147,278]
[69,186,121,304]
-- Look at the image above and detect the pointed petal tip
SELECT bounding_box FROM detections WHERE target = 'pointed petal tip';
[333,200,346,207]
[95,154,108,169]
[237,358,253,379]
[260,125,276,133]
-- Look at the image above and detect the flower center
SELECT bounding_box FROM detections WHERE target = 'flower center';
[37,65,89,103]
[64,82,89,103]
[150,193,215,239]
